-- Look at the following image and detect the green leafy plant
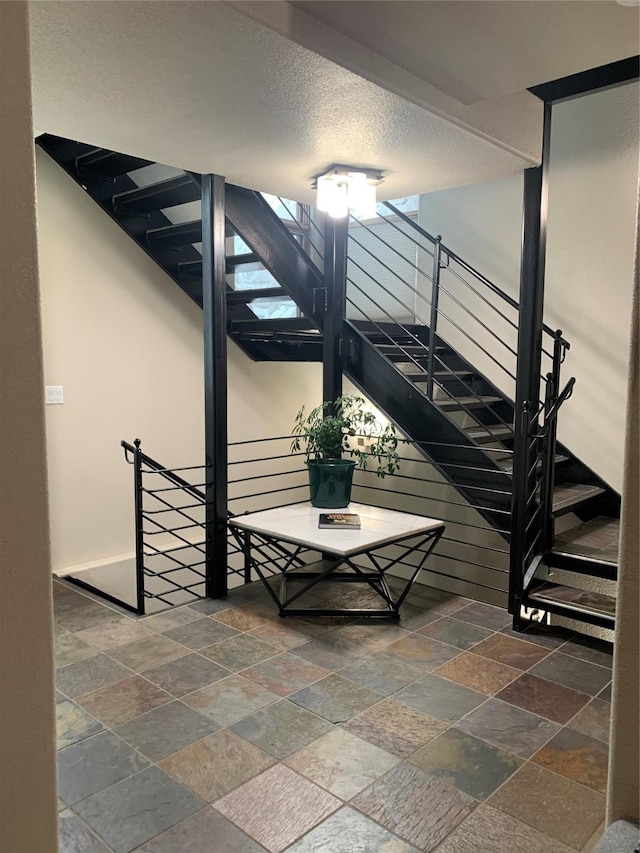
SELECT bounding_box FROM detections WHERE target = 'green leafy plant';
[291,394,400,478]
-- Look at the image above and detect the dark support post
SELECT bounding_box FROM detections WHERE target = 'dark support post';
[509,102,552,622]
[133,438,146,615]
[202,174,228,599]
[426,236,442,400]
[322,215,348,406]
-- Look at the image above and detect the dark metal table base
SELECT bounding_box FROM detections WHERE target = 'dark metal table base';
[229,525,445,620]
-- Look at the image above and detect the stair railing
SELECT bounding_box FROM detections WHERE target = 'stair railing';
[508,364,575,625]
[121,439,209,614]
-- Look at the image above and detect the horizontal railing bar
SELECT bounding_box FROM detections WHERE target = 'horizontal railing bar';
[142,483,208,494]
[228,469,306,486]
[229,483,308,502]
[357,465,511,492]
[229,451,305,467]
[144,540,206,556]
[144,521,204,535]
[437,283,518,357]
[440,536,509,555]
[143,502,207,515]
[445,266,519,332]
[355,481,511,514]
[383,201,564,345]
[373,207,436,259]
[349,214,424,276]
[229,434,297,447]
[142,464,206,474]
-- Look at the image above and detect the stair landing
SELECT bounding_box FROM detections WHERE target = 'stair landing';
[554,516,620,564]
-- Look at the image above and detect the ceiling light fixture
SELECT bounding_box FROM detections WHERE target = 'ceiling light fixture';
[313,165,383,220]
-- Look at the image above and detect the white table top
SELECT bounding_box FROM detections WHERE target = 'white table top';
[228,502,444,557]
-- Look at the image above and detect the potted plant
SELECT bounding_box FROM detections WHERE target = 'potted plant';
[291,394,400,508]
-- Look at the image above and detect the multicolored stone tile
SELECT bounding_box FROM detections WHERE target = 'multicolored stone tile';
[342,698,447,758]
[162,618,239,650]
[202,634,278,671]
[471,633,550,670]
[434,651,520,696]
[285,728,400,799]
[340,653,424,697]
[395,674,485,722]
[457,698,560,758]
[215,764,340,853]
[496,672,589,724]
[417,617,493,650]
[159,729,274,802]
[56,654,132,698]
[75,617,154,651]
[230,699,333,759]
[435,803,574,853]
[248,618,325,651]
[183,675,279,726]
[74,765,204,853]
[408,727,523,800]
[55,599,121,633]
[57,731,149,805]
[291,634,370,670]
[142,652,229,697]
[58,809,111,853]
[55,632,100,668]
[560,635,614,669]
[212,603,275,631]
[352,761,477,851]
[382,635,460,672]
[109,635,189,672]
[333,621,410,651]
[488,762,605,850]
[240,652,328,696]
[56,699,103,750]
[289,673,380,722]
[137,806,268,852]
[114,701,218,762]
[77,675,172,726]
[142,607,204,632]
[531,727,609,792]
[451,602,510,631]
[499,623,572,650]
[284,806,418,853]
[568,698,611,744]
[529,652,612,696]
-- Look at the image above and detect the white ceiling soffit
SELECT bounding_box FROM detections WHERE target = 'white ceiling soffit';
[284,1,640,105]
[30,0,540,204]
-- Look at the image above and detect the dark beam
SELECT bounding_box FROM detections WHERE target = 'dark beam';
[509,102,552,617]
[322,215,348,405]
[529,55,639,104]
[201,174,228,599]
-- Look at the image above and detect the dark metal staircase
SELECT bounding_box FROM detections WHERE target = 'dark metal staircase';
[37,133,620,633]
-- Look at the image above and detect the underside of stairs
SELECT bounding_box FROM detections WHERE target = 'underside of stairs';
[37,133,621,635]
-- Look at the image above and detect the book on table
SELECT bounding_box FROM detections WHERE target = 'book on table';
[318,513,361,529]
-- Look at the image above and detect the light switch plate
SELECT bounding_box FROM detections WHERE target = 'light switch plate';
[45,386,64,405]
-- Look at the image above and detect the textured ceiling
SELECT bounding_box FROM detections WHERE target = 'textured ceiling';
[30,0,543,202]
[290,1,640,104]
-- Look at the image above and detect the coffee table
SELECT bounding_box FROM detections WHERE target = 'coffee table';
[228,502,445,619]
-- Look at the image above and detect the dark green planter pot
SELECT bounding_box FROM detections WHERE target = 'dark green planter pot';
[307,459,356,508]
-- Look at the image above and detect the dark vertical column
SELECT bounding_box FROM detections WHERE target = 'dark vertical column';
[322,216,348,406]
[201,174,228,599]
[509,102,552,622]
[133,438,146,615]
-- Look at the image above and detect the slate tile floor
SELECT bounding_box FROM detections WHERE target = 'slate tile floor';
[54,579,613,853]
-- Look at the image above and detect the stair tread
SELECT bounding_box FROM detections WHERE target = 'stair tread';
[552,483,606,515]
[436,395,501,409]
[405,370,473,381]
[528,582,616,618]
[497,453,569,473]
[553,516,620,564]
[76,149,153,178]
[113,175,200,214]
[465,425,513,441]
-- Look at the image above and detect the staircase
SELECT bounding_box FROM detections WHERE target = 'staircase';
[37,133,621,634]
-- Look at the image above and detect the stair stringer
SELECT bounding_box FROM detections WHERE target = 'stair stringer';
[343,322,513,535]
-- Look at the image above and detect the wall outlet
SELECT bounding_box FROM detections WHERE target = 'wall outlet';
[45,385,64,405]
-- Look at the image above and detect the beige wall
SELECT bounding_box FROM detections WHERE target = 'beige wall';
[607,202,639,825]
[0,3,58,851]
[37,150,321,574]
[418,81,639,492]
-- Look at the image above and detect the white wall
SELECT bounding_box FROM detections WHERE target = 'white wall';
[37,150,320,574]
[418,81,639,492]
